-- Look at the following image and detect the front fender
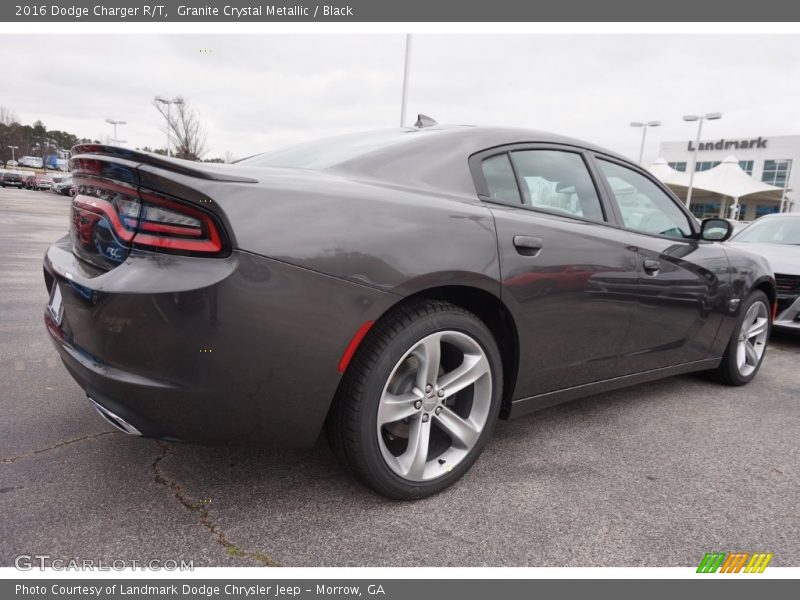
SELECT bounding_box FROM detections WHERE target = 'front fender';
[711,246,775,356]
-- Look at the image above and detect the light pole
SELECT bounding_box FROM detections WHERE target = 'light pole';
[775,159,792,213]
[105,118,127,145]
[154,96,184,156]
[630,120,661,165]
[399,34,412,127]
[683,112,722,210]
[59,148,71,172]
[7,145,18,162]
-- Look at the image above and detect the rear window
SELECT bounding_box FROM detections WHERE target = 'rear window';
[481,154,520,203]
[240,129,441,170]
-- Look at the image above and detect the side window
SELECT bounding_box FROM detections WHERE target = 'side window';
[481,154,521,204]
[598,159,693,239]
[510,150,605,221]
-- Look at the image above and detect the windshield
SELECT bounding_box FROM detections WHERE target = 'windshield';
[733,216,800,245]
[239,129,438,170]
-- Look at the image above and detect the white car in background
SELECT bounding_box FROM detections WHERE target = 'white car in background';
[19,156,43,169]
[728,213,800,331]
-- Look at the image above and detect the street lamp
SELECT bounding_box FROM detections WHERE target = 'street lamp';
[775,159,793,214]
[154,96,184,157]
[59,148,72,172]
[105,118,127,145]
[683,112,722,210]
[630,120,661,165]
[399,34,412,127]
[7,145,18,162]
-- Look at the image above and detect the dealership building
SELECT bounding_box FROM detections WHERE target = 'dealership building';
[657,134,797,220]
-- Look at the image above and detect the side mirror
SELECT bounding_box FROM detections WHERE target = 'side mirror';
[700,218,733,242]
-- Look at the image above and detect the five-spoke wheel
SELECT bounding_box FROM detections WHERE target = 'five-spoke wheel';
[327,299,502,500]
[736,300,769,378]
[715,290,771,386]
[377,331,492,482]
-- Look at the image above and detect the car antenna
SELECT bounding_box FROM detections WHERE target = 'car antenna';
[414,114,437,128]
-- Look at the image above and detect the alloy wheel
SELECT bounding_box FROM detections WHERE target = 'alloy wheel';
[376,330,493,482]
[736,301,769,377]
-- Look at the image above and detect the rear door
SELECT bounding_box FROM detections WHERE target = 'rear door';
[591,155,730,373]
[472,145,639,398]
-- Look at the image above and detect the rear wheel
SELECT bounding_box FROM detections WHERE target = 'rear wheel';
[713,290,770,385]
[328,300,502,500]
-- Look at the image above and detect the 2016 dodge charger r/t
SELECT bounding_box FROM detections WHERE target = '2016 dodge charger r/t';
[43,123,775,499]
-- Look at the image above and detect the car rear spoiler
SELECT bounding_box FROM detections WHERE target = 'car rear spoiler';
[70,144,258,184]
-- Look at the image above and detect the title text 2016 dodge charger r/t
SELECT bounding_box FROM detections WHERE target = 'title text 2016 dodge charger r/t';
[43,123,775,499]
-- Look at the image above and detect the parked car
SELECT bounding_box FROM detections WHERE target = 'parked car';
[19,156,43,169]
[51,176,74,195]
[721,218,752,235]
[25,174,52,190]
[43,126,775,499]
[728,213,800,331]
[6,160,18,168]
[0,171,24,188]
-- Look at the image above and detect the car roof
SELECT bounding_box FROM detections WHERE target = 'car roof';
[378,124,628,159]
[333,125,631,195]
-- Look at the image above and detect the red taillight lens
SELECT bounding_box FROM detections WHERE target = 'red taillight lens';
[134,191,223,253]
[73,184,225,256]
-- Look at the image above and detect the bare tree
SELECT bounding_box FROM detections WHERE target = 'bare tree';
[0,105,17,126]
[0,106,19,164]
[152,96,208,161]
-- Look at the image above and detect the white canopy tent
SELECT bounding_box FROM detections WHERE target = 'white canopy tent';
[693,156,783,199]
[649,157,690,189]
[650,155,784,220]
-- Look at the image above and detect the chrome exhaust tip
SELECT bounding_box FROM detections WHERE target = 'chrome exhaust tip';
[88,397,142,436]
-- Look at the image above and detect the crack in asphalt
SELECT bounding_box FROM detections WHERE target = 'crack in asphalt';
[151,441,281,567]
[0,431,117,464]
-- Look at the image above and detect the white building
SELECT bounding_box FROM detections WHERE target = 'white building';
[658,134,797,220]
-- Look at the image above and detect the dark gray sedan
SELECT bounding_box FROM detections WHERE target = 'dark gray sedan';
[43,124,775,499]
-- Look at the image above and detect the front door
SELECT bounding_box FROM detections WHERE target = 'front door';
[593,156,730,373]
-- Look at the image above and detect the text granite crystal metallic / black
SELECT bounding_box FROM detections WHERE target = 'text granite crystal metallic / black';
[42,122,776,499]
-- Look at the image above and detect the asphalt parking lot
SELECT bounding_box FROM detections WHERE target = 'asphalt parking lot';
[1,187,798,567]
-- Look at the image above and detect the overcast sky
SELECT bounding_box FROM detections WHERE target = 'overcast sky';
[3,34,800,163]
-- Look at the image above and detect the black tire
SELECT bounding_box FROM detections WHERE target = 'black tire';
[327,299,503,500]
[712,290,771,386]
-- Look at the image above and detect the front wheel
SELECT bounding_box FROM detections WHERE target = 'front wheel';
[328,300,503,500]
[713,290,771,386]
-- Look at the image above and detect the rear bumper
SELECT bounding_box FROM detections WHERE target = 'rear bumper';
[44,236,398,447]
[774,295,800,331]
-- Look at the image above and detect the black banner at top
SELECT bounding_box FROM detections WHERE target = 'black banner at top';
[2,0,800,22]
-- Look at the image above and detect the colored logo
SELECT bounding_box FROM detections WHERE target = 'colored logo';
[697,552,773,573]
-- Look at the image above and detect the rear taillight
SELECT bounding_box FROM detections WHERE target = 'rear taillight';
[73,184,225,256]
[134,190,223,253]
